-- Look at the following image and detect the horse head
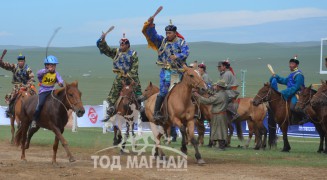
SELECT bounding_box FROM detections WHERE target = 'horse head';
[56,81,85,117]
[142,81,159,99]
[253,82,274,106]
[295,85,316,111]
[182,64,207,93]
[120,79,136,111]
[311,80,327,107]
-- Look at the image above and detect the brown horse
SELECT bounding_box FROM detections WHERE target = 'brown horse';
[311,80,327,107]
[196,97,267,149]
[110,80,139,148]
[145,64,207,164]
[9,85,36,144]
[15,81,85,164]
[295,85,327,153]
[253,82,302,152]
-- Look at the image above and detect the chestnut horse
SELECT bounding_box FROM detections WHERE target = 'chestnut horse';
[15,81,85,164]
[295,86,327,153]
[196,97,267,149]
[145,64,207,164]
[9,85,36,144]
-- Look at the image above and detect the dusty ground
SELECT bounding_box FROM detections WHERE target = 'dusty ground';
[0,140,326,180]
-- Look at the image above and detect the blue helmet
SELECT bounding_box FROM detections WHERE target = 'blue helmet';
[44,55,59,64]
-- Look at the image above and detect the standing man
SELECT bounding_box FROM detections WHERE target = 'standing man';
[270,56,308,124]
[193,79,229,150]
[217,60,240,120]
[97,33,143,117]
[142,17,190,122]
[0,52,35,117]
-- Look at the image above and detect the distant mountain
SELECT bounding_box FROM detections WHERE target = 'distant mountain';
[0,45,41,50]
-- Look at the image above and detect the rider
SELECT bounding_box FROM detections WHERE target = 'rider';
[0,52,35,118]
[97,33,143,117]
[31,55,64,128]
[142,18,190,123]
[217,60,240,121]
[270,56,309,124]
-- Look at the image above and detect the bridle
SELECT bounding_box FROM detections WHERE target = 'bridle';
[296,89,313,108]
[254,87,272,104]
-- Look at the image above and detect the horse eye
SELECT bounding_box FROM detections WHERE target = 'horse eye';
[69,94,73,97]
[145,90,148,91]
[190,74,194,78]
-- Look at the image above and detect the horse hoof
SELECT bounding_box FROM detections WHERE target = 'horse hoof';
[21,159,27,163]
[281,149,290,152]
[69,158,76,162]
[197,159,206,165]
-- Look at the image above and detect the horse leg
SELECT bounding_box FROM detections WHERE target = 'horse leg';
[196,119,205,146]
[187,120,205,164]
[52,136,59,166]
[166,125,171,145]
[51,126,75,162]
[25,126,40,149]
[281,125,291,152]
[245,120,253,148]
[261,126,268,150]
[20,123,29,162]
[10,116,15,145]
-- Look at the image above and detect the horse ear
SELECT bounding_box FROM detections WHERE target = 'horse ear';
[308,84,312,89]
[149,81,152,86]
[72,80,78,87]
[321,80,326,85]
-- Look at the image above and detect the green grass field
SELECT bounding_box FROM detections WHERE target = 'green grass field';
[0,41,326,106]
[1,125,326,168]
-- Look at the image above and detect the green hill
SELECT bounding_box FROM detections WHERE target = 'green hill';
[0,41,325,105]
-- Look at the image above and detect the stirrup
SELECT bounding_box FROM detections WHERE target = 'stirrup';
[31,120,37,128]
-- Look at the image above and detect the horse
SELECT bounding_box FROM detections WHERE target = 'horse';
[144,64,207,164]
[252,82,308,152]
[295,85,327,153]
[107,80,139,150]
[196,96,267,150]
[9,84,36,144]
[311,80,327,107]
[15,81,85,164]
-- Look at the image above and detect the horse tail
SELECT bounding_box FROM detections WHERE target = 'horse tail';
[267,108,277,149]
[235,120,244,141]
[14,102,28,147]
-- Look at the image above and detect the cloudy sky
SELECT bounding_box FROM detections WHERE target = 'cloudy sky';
[1,0,327,47]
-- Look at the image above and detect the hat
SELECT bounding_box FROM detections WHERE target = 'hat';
[214,79,227,88]
[17,53,25,61]
[289,55,299,65]
[119,33,130,45]
[165,19,177,32]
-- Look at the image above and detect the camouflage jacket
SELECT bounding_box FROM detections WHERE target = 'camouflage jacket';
[0,61,34,85]
[97,39,139,78]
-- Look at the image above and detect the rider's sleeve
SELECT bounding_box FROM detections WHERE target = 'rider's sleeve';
[0,61,16,72]
[274,74,288,85]
[128,52,139,77]
[145,25,164,49]
[37,69,48,82]
[55,71,64,84]
[96,39,118,59]
[27,67,35,84]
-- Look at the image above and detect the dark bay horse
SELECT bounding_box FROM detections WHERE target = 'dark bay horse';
[196,97,267,150]
[9,84,36,144]
[145,64,207,164]
[253,82,301,152]
[295,86,327,153]
[15,81,85,164]
[110,80,139,148]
